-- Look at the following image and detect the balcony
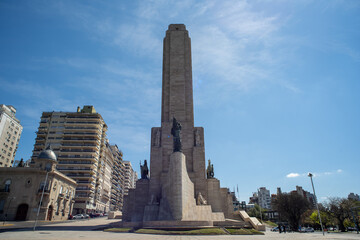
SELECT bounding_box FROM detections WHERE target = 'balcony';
[101,193,110,200]
[57,168,96,174]
[65,174,95,179]
[58,155,96,159]
[58,161,96,166]
[62,137,98,141]
[75,194,92,199]
[61,143,98,147]
[61,149,97,153]
[76,186,95,191]
[64,121,100,125]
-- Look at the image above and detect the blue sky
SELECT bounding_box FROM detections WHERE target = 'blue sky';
[0,0,359,203]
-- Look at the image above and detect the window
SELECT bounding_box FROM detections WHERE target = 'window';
[4,179,11,192]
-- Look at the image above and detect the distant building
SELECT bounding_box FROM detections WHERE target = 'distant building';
[249,192,258,205]
[122,161,137,195]
[30,106,110,214]
[291,186,316,208]
[0,147,76,221]
[0,104,23,167]
[348,193,360,201]
[109,144,125,211]
[258,187,271,209]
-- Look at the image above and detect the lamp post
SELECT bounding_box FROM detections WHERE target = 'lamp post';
[257,189,263,223]
[308,173,324,236]
[33,169,50,231]
[3,196,15,226]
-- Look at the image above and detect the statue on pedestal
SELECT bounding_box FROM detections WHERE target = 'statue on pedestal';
[17,158,25,167]
[140,160,149,179]
[206,159,214,179]
[171,117,182,152]
[196,192,207,205]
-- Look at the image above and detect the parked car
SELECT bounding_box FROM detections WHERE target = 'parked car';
[300,227,314,232]
[83,214,90,219]
[271,227,279,232]
[72,214,84,219]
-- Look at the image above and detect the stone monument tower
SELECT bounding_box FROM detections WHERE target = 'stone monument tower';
[149,24,207,203]
[122,24,250,228]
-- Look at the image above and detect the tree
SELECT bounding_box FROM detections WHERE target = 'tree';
[272,192,310,231]
[325,198,354,232]
[247,204,266,221]
[309,210,332,229]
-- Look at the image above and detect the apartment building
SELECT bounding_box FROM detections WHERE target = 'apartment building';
[258,187,271,210]
[109,144,125,211]
[0,105,23,167]
[31,106,109,214]
[96,140,114,213]
[122,161,137,196]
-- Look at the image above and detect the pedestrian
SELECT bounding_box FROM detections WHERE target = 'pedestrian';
[283,225,286,233]
[279,224,282,233]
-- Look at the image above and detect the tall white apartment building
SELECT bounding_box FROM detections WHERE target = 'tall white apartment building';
[258,187,271,209]
[109,144,125,211]
[0,105,23,167]
[122,161,137,195]
[31,106,110,214]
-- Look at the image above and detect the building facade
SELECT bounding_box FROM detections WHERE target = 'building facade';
[0,105,23,167]
[258,187,271,210]
[0,147,76,221]
[109,144,125,211]
[31,106,110,214]
[122,161,137,196]
[292,186,315,208]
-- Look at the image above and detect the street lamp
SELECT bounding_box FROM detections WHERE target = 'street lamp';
[3,196,15,226]
[308,173,324,236]
[257,189,263,223]
[33,167,50,231]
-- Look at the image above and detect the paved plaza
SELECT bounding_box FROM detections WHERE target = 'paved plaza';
[0,218,359,240]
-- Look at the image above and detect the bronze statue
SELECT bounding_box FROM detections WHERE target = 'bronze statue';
[17,158,25,167]
[206,159,214,179]
[171,117,182,152]
[140,160,149,179]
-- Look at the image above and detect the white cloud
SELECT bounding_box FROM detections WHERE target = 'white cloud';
[286,173,300,178]
[286,169,344,179]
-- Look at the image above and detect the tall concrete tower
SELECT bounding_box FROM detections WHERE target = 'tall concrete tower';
[150,24,206,200]
[121,25,251,228]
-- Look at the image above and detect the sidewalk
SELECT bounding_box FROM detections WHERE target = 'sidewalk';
[0,219,359,240]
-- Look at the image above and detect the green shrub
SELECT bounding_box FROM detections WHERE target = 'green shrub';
[104,228,131,232]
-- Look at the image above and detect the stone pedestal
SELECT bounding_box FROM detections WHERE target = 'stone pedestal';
[163,152,195,220]
[161,152,224,222]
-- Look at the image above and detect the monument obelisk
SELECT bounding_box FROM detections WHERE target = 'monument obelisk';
[150,24,206,202]
[121,24,251,228]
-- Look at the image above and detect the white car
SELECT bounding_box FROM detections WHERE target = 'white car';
[300,227,314,232]
[72,214,84,219]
